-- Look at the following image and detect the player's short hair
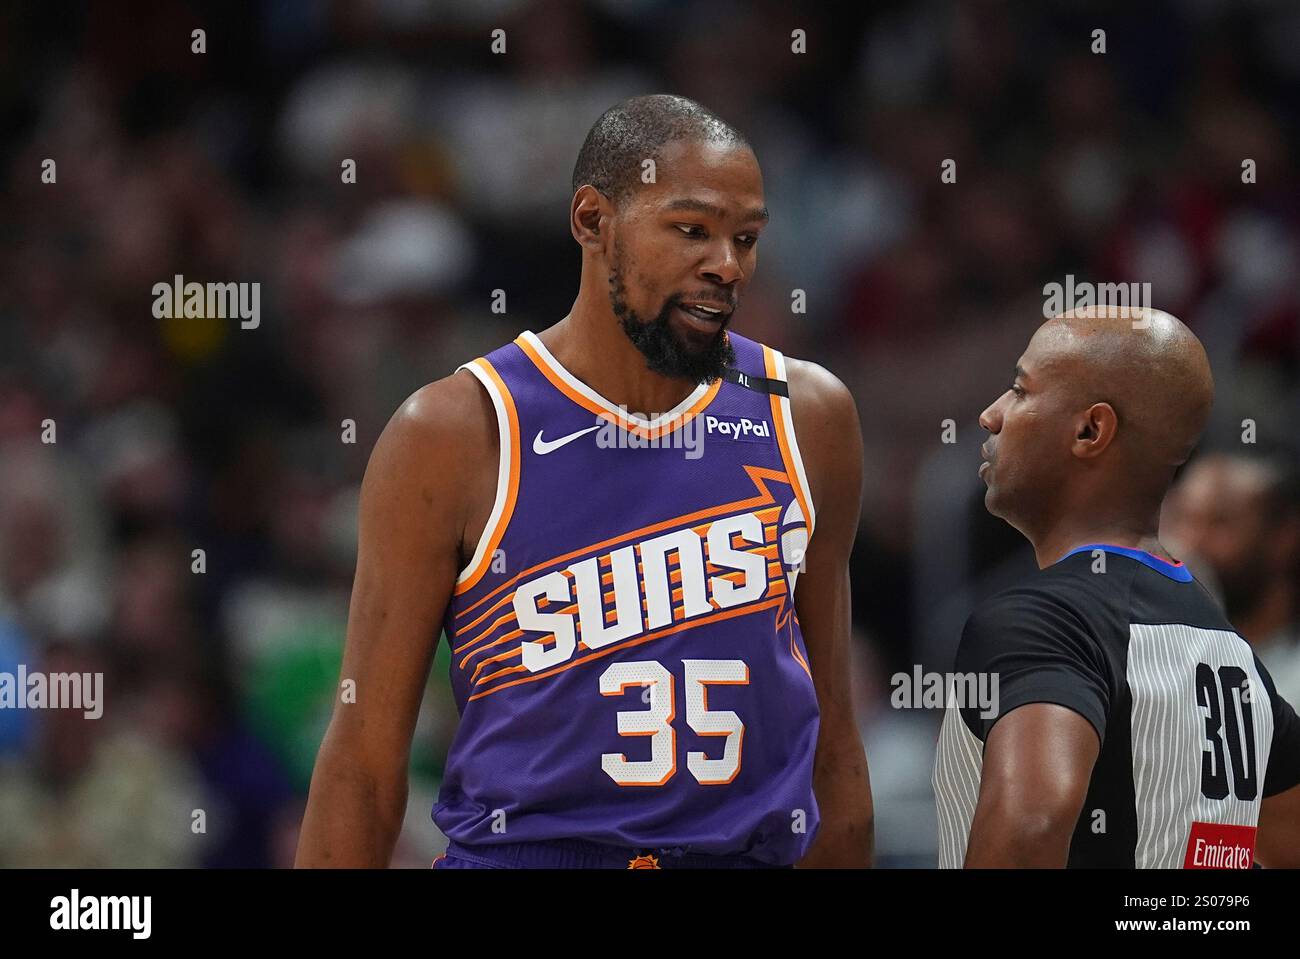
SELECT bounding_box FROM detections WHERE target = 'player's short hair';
[571,94,751,207]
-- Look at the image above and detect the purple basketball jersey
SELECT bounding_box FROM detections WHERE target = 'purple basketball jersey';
[433,328,821,864]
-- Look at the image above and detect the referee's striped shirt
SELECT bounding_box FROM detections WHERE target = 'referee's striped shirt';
[933,545,1300,868]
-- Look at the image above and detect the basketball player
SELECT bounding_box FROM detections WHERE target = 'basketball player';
[295,95,873,869]
[933,307,1300,868]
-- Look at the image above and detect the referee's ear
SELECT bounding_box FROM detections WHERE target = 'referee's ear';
[1072,402,1117,459]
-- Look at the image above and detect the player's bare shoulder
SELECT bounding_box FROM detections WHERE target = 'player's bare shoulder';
[390,368,496,449]
[364,367,500,566]
[783,357,857,430]
[782,356,862,517]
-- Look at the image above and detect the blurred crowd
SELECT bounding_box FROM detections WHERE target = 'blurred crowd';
[0,1,1297,867]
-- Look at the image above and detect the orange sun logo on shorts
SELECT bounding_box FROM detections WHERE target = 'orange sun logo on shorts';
[627,854,661,869]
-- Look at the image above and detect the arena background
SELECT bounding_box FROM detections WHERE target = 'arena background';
[1,0,1298,868]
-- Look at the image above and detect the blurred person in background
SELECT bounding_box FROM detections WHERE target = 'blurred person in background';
[1163,452,1300,707]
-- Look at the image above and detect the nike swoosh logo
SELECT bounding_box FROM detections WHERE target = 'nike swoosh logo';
[533,425,601,455]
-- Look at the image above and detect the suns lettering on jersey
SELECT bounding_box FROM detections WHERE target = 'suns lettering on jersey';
[513,510,771,672]
[450,465,808,702]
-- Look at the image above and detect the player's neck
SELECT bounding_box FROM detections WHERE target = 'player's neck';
[537,295,704,417]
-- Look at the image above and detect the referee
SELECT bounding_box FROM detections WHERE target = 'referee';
[934,307,1300,868]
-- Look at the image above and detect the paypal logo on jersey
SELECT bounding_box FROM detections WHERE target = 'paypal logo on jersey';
[705,414,772,443]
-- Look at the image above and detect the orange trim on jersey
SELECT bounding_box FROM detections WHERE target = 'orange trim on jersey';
[454,358,521,595]
[462,622,544,669]
[471,643,532,682]
[762,345,815,543]
[467,597,784,701]
[790,630,812,679]
[452,608,518,654]
[453,464,792,624]
[516,334,722,441]
[772,593,811,677]
[775,603,792,631]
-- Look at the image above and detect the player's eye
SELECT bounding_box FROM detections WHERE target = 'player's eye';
[736,234,757,248]
[676,224,706,238]
[1010,384,1026,398]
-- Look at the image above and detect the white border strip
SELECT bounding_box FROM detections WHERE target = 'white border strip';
[455,360,513,585]
[518,329,711,428]
[771,349,816,537]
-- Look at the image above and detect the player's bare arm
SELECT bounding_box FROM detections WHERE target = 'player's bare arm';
[785,358,874,868]
[964,703,1100,868]
[295,371,495,867]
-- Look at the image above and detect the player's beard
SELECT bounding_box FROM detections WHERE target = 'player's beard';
[607,243,736,386]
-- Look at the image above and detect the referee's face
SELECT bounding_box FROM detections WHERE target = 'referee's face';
[978,326,1074,527]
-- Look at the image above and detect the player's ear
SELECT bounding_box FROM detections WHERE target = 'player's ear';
[1071,402,1117,459]
[571,185,610,251]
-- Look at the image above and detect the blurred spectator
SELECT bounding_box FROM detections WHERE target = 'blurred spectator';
[1163,452,1300,706]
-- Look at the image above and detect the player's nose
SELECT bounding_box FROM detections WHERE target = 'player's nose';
[978,397,1002,433]
[700,243,744,285]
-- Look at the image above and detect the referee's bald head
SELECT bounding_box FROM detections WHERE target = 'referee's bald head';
[979,306,1215,530]
[1050,306,1214,471]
